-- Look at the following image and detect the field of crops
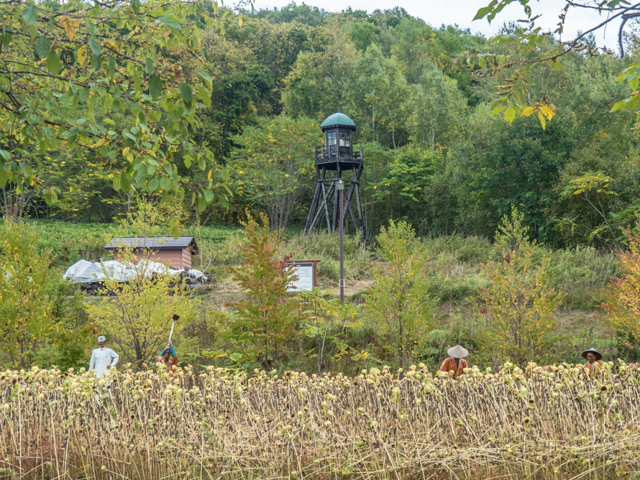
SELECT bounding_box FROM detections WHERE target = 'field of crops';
[1,363,639,480]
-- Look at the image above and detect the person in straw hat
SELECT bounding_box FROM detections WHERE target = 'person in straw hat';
[582,347,604,378]
[439,345,469,379]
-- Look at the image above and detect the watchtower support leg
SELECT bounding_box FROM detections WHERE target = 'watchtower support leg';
[305,166,324,235]
[354,164,365,238]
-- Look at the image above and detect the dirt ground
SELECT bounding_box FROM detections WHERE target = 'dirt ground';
[199,279,375,307]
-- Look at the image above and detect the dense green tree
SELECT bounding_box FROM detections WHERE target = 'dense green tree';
[387,17,434,84]
[370,145,440,229]
[347,45,412,147]
[237,20,310,110]
[407,64,468,147]
[282,25,360,124]
[450,106,573,241]
[227,115,320,229]
[546,57,640,247]
[253,3,327,27]
[192,28,275,159]
[350,22,377,52]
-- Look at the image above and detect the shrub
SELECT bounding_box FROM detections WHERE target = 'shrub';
[364,220,438,369]
[473,208,564,366]
[601,224,640,349]
[0,219,92,368]
[225,214,301,370]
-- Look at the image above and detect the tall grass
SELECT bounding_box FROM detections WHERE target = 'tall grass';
[421,236,618,309]
[278,233,374,285]
[547,246,618,310]
[1,363,639,479]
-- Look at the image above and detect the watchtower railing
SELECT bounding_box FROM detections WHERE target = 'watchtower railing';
[315,145,363,163]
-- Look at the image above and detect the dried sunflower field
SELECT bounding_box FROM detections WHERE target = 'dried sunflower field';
[1,363,639,480]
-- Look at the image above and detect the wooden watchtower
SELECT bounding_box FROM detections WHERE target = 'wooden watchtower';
[305,111,365,238]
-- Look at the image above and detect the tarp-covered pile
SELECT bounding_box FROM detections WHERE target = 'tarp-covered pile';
[63,259,208,285]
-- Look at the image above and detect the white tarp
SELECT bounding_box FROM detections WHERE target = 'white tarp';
[63,259,207,284]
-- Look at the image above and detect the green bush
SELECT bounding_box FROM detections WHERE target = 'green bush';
[426,271,487,303]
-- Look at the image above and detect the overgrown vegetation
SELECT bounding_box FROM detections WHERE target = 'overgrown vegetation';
[0,219,92,369]
[6,0,640,477]
[2,212,633,372]
[2,363,640,479]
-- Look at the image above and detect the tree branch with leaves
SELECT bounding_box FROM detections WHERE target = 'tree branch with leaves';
[471,0,640,127]
[0,0,242,221]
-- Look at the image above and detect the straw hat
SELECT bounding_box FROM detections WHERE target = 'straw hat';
[447,345,469,359]
[581,348,602,361]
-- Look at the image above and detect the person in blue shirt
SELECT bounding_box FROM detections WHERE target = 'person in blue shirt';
[156,342,178,372]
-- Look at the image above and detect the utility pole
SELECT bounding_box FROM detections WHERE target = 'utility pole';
[337,179,344,304]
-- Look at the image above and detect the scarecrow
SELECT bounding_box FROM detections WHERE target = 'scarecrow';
[156,314,180,372]
[89,335,120,378]
[582,347,604,377]
[439,345,469,379]
[157,342,179,372]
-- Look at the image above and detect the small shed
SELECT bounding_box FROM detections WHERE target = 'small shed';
[105,237,199,270]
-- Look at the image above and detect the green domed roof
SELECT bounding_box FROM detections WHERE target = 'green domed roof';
[321,111,356,130]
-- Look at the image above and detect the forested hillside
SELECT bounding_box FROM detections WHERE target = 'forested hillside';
[3,0,640,374]
[9,3,640,249]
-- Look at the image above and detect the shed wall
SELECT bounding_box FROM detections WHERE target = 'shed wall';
[114,249,186,269]
[181,249,192,269]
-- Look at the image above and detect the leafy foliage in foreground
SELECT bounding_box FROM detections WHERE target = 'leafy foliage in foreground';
[1,362,639,479]
[471,1,640,126]
[1,0,231,215]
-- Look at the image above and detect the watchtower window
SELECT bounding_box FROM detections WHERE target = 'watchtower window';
[339,131,351,147]
[326,131,337,146]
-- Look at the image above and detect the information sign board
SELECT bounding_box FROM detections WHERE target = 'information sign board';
[286,260,321,292]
